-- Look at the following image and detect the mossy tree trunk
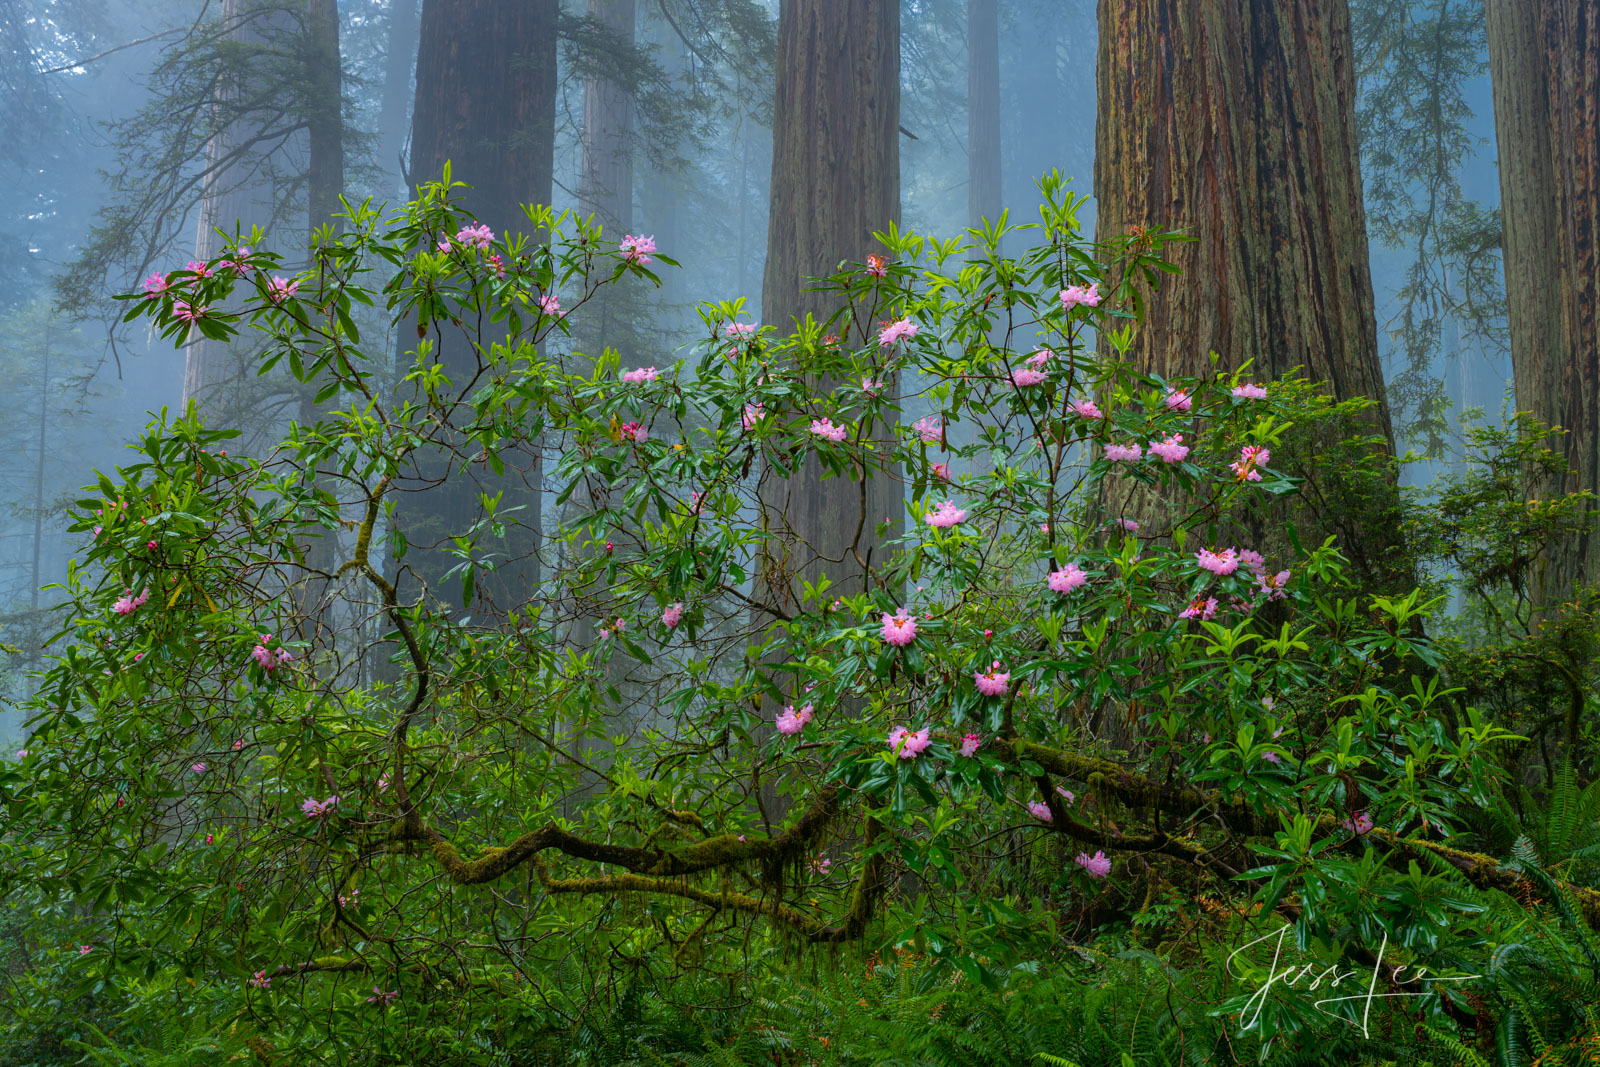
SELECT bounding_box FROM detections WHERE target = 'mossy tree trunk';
[1485,0,1600,609]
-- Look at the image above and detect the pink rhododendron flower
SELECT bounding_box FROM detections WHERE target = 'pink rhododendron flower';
[1195,547,1240,576]
[724,321,757,339]
[1148,433,1189,464]
[742,403,765,429]
[1059,283,1101,309]
[142,273,169,299]
[377,774,389,792]
[1231,445,1271,482]
[456,223,494,249]
[172,301,206,322]
[1026,348,1055,368]
[619,233,657,265]
[301,795,339,819]
[204,833,214,844]
[266,276,298,304]
[1027,800,1053,822]
[1342,811,1374,835]
[1258,569,1291,600]
[1103,443,1142,462]
[113,588,150,616]
[1048,564,1088,595]
[1179,595,1219,621]
[1071,398,1104,419]
[1238,549,1266,576]
[810,418,848,442]
[924,501,968,529]
[186,259,215,279]
[620,366,658,383]
[776,703,814,736]
[191,762,206,774]
[1164,388,1192,412]
[662,602,684,628]
[1232,382,1268,399]
[1056,786,1075,803]
[880,611,917,646]
[487,253,506,276]
[958,733,981,758]
[809,853,832,874]
[877,318,919,347]
[367,987,399,1005]
[1118,518,1140,532]
[248,970,271,989]
[974,660,1010,696]
[78,944,93,955]
[866,253,889,278]
[931,461,952,481]
[861,377,884,395]
[1010,367,1047,387]
[618,421,649,442]
[538,293,564,318]
[15,749,28,759]
[912,416,943,443]
[1076,850,1111,878]
[232,739,244,750]
[886,727,931,758]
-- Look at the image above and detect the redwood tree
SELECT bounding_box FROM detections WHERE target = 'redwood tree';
[1094,0,1404,586]
[403,0,559,607]
[1485,0,1600,607]
[758,0,902,613]
[967,0,1001,228]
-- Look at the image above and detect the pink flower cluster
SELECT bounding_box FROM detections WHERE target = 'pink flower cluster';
[861,377,884,395]
[1231,445,1271,482]
[958,733,981,758]
[880,611,917,646]
[1075,850,1111,878]
[974,661,1010,697]
[367,986,399,1005]
[251,635,293,671]
[776,703,813,736]
[1059,283,1101,309]
[620,234,657,265]
[248,970,271,989]
[878,318,919,347]
[809,853,832,875]
[113,588,151,616]
[1048,564,1087,595]
[1071,398,1103,419]
[1165,389,1192,412]
[1342,811,1375,836]
[618,421,649,442]
[621,366,658,383]
[1232,382,1267,400]
[1028,800,1052,822]
[1179,595,1218,621]
[924,501,968,529]
[912,416,942,444]
[886,726,931,758]
[538,293,564,318]
[662,602,684,628]
[1010,367,1047,387]
[1104,443,1142,462]
[266,276,299,304]
[742,403,765,429]
[1148,433,1189,464]
[725,321,757,339]
[301,795,339,819]
[1195,548,1240,576]
[810,418,848,442]
[456,223,494,249]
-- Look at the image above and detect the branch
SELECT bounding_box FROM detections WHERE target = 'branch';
[36,28,185,75]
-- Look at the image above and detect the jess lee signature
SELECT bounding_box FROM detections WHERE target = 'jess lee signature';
[1225,924,1480,1037]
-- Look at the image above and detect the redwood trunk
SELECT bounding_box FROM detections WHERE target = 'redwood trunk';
[1094,0,1402,584]
[580,0,636,233]
[967,0,1001,227]
[378,0,420,191]
[405,0,558,608]
[759,0,902,613]
[1486,0,1600,607]
[306,0,344,233]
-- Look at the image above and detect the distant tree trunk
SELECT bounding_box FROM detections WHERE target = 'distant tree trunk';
[1485,0,1600,608]
[580,0,636,233]
[185,0,298,407]
[405,0,558,609]
[306,0,344,233]
[378,0,420,192]
[967,0,1001,227]
[1094,0,1404,588]
[758,0,902,618]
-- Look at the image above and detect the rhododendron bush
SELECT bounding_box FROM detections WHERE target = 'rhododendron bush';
[0,173,1565,1057]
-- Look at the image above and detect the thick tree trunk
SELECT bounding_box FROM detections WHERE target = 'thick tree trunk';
[580,0,636,233]
[378,0,420,193]
[967,0,1001,228]
[759,0,902,614]
[1485,0,1600,608]
[1094,0,1404,588]
[404,0,558,609]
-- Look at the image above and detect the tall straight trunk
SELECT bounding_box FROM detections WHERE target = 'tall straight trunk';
[759,0,901,613]
[1094,0,1404,588]
[1485,0,1600,608]
[378,0,420,192]
[185,0,298,407]
[580,0,636,233]
[30,333,48,611]
[405,0,558,610]
[306,0,345,233]
[967,0,1001,228]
